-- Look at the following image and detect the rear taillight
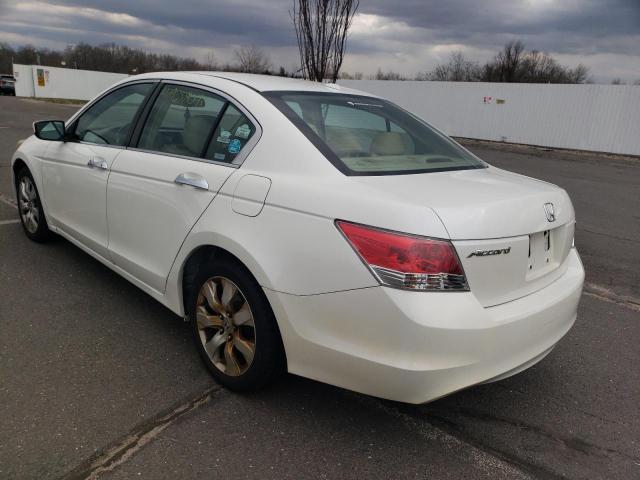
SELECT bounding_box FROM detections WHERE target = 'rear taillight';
[336,220,468,291]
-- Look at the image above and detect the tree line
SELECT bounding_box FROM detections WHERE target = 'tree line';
[422,41,590,83]
[346,41,592,84]
[0,42,281,76]
[2,39,635,85]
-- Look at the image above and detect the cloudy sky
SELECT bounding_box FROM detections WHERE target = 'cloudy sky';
[1,0,639,83]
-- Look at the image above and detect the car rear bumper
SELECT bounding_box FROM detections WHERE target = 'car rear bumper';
[265,248,584,404]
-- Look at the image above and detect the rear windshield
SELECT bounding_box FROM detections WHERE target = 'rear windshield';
[264,91,486,176]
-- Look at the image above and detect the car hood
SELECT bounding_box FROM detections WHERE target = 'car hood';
[352,166,574,239]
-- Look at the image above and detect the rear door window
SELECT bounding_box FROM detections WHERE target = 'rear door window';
[138,84,225,158]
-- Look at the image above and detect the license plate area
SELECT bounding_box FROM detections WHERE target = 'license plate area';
[527,229,558,279]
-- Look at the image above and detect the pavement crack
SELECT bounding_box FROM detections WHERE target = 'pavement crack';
[347,393,535,479]
[494,383,630,429]
[59,385,220,480]
[578,227,640,244]
[584,282,640,312]
[407,410,562,480]
[428,407,640,464]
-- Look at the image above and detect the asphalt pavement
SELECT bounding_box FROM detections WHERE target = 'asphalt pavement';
[1,96,638,480]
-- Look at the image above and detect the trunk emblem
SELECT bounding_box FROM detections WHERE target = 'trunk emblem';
[544,203,556,222]
[467,247,511,258]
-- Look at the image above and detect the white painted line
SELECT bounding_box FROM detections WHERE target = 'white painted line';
[0,219,20,226]
[0,126,9,129]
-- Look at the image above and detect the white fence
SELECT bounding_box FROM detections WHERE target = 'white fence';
[338,80,640,156]
[7,67,639,155]
[12,64,128,101]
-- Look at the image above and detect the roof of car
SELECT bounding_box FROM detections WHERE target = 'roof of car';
[130,71,371,96]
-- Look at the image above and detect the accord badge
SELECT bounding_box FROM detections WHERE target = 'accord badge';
[467,247,511,258]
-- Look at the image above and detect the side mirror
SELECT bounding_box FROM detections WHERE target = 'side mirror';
[33,120,66,141]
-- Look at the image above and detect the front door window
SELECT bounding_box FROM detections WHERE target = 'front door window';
[72,83,153,146]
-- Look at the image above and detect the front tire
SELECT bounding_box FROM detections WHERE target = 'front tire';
[186,256,286,392]
[15,167,53,242]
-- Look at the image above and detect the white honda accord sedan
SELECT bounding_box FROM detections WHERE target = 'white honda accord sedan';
[11,72,584,403]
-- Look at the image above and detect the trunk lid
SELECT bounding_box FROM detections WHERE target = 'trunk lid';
[354,166,576,306]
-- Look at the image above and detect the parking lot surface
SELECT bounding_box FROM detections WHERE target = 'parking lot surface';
[1,96,639,479]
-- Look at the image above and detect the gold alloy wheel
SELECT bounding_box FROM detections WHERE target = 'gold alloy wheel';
[18,176,39,234]
[196,276,256,376]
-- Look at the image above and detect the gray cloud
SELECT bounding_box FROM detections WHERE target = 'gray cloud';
[360,0,640,54]
[57,0,295,45]
[0,0,639,82]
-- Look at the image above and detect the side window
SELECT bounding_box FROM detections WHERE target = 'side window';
[204,104,256,163]
[138,84,225,158]
[73,83,153,146]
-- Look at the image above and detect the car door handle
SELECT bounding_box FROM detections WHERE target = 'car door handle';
[87,158,108,170]
[174,172,209,190]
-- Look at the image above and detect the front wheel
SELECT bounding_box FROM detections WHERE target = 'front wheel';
[16,168,53,242]
[186,256,286,392]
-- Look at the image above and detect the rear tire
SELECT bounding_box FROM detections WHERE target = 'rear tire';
[15,167,53,242]
[186,255,286,392]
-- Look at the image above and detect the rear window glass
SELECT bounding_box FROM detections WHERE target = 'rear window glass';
[265,91,486,176]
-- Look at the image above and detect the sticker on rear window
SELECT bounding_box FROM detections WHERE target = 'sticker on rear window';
[214,153,226,161]
[228,138,242,154]
[235,124,251,139]
[216,130,231,144]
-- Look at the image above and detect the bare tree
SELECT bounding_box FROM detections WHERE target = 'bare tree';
[480,40,525,82]
[204,50,217,71]
[339,70,362,79]
[496,40,525,82]
[234,45,270,73]
[567,64,590,84]
[481,41,589,84]
[370,68,406,80]
[292,0,359,82]
[633,79,640,86]
[419,51,480,81]
[610,78,625,85]
[448,51,481,81]
[518,50,559,82]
